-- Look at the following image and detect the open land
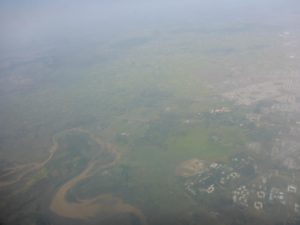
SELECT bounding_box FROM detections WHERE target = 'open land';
[1,17,300,225]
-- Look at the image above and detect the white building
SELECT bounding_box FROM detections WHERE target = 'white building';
[254,201,263,210]
[287,185,297,193]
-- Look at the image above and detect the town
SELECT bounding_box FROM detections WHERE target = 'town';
[183,152,300,219]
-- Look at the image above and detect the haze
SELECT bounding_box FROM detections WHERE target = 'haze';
[0,0,300,225]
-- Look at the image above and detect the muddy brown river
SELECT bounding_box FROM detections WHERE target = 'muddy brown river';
[48,128,147,224]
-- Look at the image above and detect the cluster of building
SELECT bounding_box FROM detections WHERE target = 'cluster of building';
[184,154,255,196]
[232,176,268,210]
[232,181,300,214]
[222,76,300,110]
[183,153,300,216]
[233,186,250,207]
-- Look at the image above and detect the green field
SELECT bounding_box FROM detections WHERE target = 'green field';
[0,21,289,225]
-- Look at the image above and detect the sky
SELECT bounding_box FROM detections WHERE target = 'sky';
[0,0,299,56]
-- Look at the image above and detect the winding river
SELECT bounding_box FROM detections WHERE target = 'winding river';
[0,128,146,224]
[48,128,147,225]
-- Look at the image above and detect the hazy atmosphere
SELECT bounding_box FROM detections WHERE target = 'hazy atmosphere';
[1,0,300,224]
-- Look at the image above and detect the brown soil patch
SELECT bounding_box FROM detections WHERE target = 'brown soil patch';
[176,158,205,177]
